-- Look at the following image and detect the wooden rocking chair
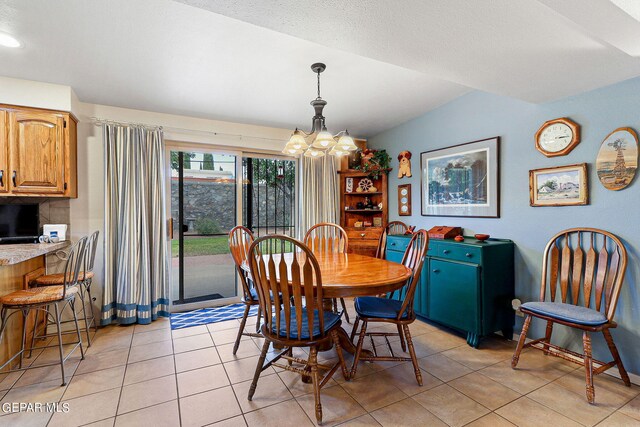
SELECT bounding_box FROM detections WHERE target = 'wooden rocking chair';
[512,228,630,404]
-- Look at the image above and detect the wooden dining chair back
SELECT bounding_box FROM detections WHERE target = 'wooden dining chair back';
[228,226,262,354]
[246,235,349,424]
[389,229,428,319]
[229,225,255,301]
[350,229,429,385]
[303,222,348,254]
[375,221,410,259]
[375,228,388,259]
[304,223,351,322]
[512,227,630,403]
[387,221,409,235]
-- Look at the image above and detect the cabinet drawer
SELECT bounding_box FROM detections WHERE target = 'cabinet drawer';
[386,235,410,253]
[347,229,381,241]
[435,244,481,264]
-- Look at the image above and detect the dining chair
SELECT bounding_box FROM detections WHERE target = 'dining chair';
[32,231,100,347]
[228,225,263,355]
[0,237,86,385]
[387,220,409,235]
[303,223,351,323]
[375,221,410,259]
[350,229,428,385]
[247,235,349,425]
[512,228,630,404]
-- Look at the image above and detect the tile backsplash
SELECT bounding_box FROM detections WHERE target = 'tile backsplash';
[0,197,71,273]
[0,197,71,238]
[0,197,71,236]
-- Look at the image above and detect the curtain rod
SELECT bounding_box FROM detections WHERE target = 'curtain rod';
[90,116,285,143]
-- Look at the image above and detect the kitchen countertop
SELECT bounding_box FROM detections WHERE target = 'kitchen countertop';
[0,241,70,266]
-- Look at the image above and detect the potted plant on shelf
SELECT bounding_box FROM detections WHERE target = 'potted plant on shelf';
[356,149,391,179]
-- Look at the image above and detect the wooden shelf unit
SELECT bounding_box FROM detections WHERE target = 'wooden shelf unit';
[338,169,389,257]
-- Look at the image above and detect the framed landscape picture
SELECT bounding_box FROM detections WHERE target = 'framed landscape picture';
[529,163,588,206]
[596,127,638,191]
[421,137,500,217]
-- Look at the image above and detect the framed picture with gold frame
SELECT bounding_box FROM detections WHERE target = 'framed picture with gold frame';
[398,184,411,216]
[529,163,588,206]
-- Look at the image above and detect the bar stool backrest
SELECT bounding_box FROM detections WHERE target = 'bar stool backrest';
[83,231,100,275]
[62,237,88,299]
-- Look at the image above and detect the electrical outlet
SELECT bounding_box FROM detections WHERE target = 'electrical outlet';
[512,298,524,317]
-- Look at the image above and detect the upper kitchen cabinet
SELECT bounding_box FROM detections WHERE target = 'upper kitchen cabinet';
[0,111,7,194]
[2,105,77,198]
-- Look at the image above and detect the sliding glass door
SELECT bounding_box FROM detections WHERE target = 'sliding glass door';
[168,147,297,311]
[242,156,297,239]
[170,150,240,308]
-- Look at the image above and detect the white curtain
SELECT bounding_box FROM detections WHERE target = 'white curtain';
[101,124,169,325]
[300,155,340,235]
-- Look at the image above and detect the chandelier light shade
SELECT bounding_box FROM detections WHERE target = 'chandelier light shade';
[282,63,356,157]
[311,128,337,149]
[329,145,350,157]
[303,148,326,158]
[285,130,309,150]
[337,132,357,151]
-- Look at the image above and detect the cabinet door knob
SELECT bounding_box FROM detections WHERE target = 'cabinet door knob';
[12,171,16,187]
[443,249,450,254]
[432,269,440,273]
[0,170,3,187]
[465,253,472,257]
[390,242,396,246]
[360,233,365,237]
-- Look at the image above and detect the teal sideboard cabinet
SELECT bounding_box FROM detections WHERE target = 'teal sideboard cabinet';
[386,235,515,348]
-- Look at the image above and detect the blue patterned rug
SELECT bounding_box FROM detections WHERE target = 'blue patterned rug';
[170,303,259,330]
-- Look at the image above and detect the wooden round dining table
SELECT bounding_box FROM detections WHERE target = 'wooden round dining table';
[242,251,412,354]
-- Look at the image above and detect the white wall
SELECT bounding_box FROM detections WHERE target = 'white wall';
[0,76,74,111]
[0,76,294,316]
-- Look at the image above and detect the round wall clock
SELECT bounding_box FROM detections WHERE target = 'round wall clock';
[535,117,580,157]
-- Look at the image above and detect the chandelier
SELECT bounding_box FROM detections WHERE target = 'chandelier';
[282,63,357,158]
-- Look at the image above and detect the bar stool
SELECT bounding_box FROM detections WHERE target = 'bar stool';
[0,237,86,386]
[31,231,99,347]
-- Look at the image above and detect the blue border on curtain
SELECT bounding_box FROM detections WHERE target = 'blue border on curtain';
[101,298,171,325]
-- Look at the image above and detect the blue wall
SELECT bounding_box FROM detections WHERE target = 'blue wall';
[369,77,640,375]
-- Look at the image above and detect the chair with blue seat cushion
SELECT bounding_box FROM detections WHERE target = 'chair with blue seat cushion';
[272,308,341,339]
[247,234,349,425]
[304,222,351,323]
[229,226,262,355]
[350,230,428,385]
[354,297,409,319]
[512,228,630,404]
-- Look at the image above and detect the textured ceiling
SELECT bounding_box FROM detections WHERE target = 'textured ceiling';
[1,0,640,138]
[0,0,468,137]
[179,0,640,103]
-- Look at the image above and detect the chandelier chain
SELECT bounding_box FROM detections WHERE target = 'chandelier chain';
[317,70,321,99]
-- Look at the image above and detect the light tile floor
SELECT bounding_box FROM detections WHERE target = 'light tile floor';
[0,300,638,427]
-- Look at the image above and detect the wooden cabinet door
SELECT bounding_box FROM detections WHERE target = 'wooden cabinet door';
[8,110,66,194]
[0,111,7,193]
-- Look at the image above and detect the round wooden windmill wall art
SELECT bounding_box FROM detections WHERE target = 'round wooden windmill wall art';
[596,127,638,191]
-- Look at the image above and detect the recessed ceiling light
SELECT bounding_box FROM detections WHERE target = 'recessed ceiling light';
[0,32,21,48]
